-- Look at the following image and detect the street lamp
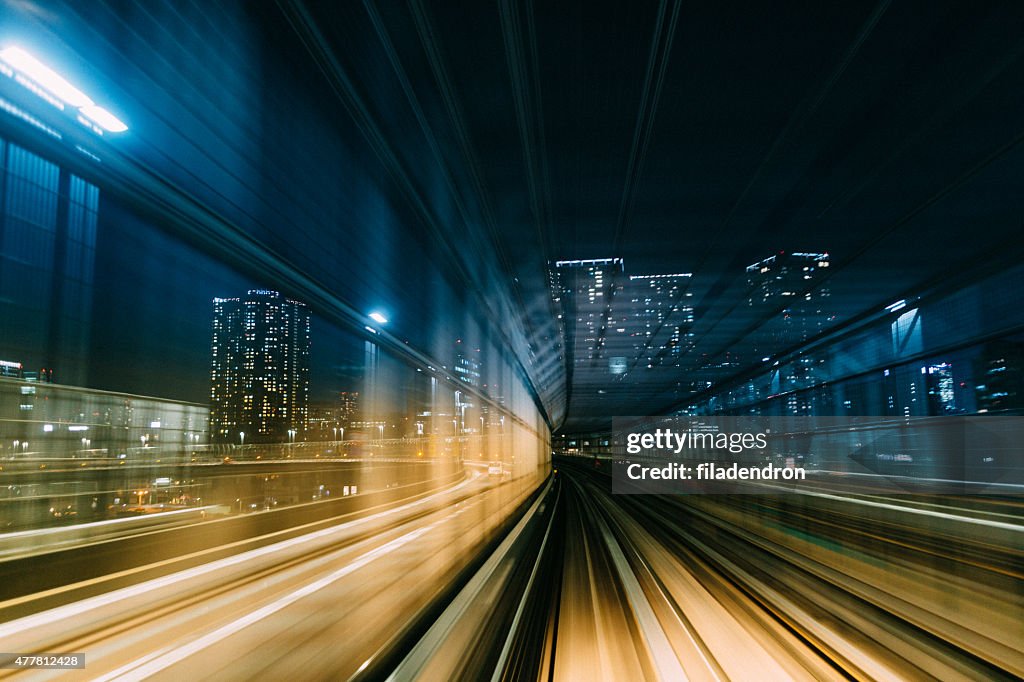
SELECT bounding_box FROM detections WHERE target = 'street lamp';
[239,431,245,446]
[377,424,384,441]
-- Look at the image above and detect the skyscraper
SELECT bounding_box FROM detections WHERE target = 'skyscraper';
[0,138,99,386]
[550,258,625,366]
[746,251,832,345]
[624,273,694,366]
[454,340,482,388]
[975,340,1024,413]
[209,290,310,443]
[551,259,700,375]
[746,251,832,415]
[338,391,360,423]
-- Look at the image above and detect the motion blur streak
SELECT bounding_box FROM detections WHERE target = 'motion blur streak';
[386,478,556,681]
[0,472,540,680]
[1,0,1024,679]
[0,473,478,634]
[101,518,435,679]
[541,461,1023,681]
[2,463,1019,679]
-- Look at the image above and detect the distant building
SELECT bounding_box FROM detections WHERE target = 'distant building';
[925,362,957,414]
[551,258,625,364]
[453,340,481,433]
[551,259,697,375]
[306,392,359,441]
[209,290,310,443]
[623,273,694,366]
[746,252,833,415]
[746,251,832,346]
[0,376,207,472]
[338,391,359,423]
[975,340,1024,413]
[307,405,342,440]
[454,341,481,387]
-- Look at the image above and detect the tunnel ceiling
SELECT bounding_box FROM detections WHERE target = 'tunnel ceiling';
[270,1,1024,433]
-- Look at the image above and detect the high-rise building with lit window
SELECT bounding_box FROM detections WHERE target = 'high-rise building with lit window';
[746,251,832,414]
[551,259,699,375]
[746,251,832,342]
[209,290,310,443]
[975,340,1024,413]
[338,391,359,423]
[454,341,481,387]
[551,258,625,364]
[624,273,694,365]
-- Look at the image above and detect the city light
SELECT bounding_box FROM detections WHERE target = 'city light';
[0,47,93,107]
[0,5,1022,679]
[211,291,309,446]
[79,104,128,132]
[0,45,128,132]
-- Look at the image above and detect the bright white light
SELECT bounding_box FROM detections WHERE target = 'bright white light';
[68,425,88,432]
[79,104,127,132]
[368,311,388,324]
[0,47,93,107]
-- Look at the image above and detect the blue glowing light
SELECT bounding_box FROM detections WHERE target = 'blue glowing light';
[0,46,128,133]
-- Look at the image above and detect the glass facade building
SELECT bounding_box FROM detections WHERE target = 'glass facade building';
[624,273,695,366]
[209,290,311,443]
[0,136,98,386]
